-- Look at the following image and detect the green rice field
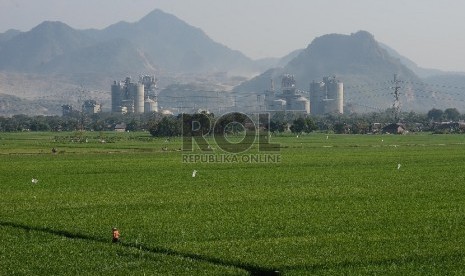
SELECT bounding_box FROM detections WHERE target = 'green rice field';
[1,131,465,275]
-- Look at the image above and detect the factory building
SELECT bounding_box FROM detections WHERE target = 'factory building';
[144,98,157,113]
[310,76,344,115]
[111,76,158,114]
[139,75,158,113]
[82,100,102,114]
[111,77,143,114]
[62,105,73,116]
[264,74,310,114]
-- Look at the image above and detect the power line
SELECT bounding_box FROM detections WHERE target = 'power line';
[154,76,465,113]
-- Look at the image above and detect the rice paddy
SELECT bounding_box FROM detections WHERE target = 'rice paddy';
[1,131,465,275]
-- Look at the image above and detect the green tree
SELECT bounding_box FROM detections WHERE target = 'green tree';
[149,116,181,137]
[29,116,50,131]
[126,119,139,132]
[213,112,249,135]
[333,122,347,134]
[182,112,212,136]
[290,117,317,134]
[269,120,287,132]
[351,120,369,134]
[304,117,318,133]
[427,108,443,122]
[444,108,460,121]
[290,117,306,134]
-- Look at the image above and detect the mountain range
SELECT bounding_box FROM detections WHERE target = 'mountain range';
[0,10,267,75]
[234,31,432,112]
[1,9,464,116]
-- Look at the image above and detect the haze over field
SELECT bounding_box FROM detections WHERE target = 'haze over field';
[2,1,465,116]
[2,0,465,72]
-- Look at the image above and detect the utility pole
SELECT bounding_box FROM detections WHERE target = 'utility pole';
[392,74,401,122]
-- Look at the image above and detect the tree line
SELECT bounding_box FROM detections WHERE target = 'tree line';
[0,107,464,134]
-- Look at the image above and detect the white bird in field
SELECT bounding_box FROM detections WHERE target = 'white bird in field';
[31,178,39,184]
[192,170,197,177]
[397,163,401,170]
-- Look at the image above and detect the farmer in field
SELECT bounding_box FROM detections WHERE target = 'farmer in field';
[112,227,120,243]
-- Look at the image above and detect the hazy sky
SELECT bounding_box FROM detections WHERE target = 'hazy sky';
[1,0,465,71]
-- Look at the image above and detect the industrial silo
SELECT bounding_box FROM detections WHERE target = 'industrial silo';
[134,83,145,114]
[337,82,343,114]
[324,76,344,114]
[325,77,337,100]
[121,99,134,113]
[278,99,287,111]
[310,77,344,115]
[293,96,310,114]
[310,81,324,115]
[272,99,286,111]
[111,81,122,113]
[264,90,275,111]
[325,86,338,114]
[144,97,158,113]
[112,77,149,114]
[323,98,336,114]
[123,81,144,113]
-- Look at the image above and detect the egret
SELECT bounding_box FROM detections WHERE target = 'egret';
[192,170,197,177]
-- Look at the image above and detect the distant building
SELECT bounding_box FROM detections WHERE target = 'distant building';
[140,75,158,113]
[82,100,102,114]
[264,74,310,114]
[114,123,127,132]
[144,97,157,113]
[382,123,406,134]
[111,77,144,114]
[62,104,73,116]
[111,76,158,114]
[310,76,344,115]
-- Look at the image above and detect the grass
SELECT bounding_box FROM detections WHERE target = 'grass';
[1,131,465,274]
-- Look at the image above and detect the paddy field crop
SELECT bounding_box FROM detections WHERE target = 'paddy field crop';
[1,131,465,275]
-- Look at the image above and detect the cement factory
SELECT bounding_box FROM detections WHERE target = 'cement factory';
[310,76,344,115]
[264,74,344,115]
[111,76,158,114]
[108,74,343,115]
[62,100,102,116]
[59,72,342,117]
[264,74,310,113]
